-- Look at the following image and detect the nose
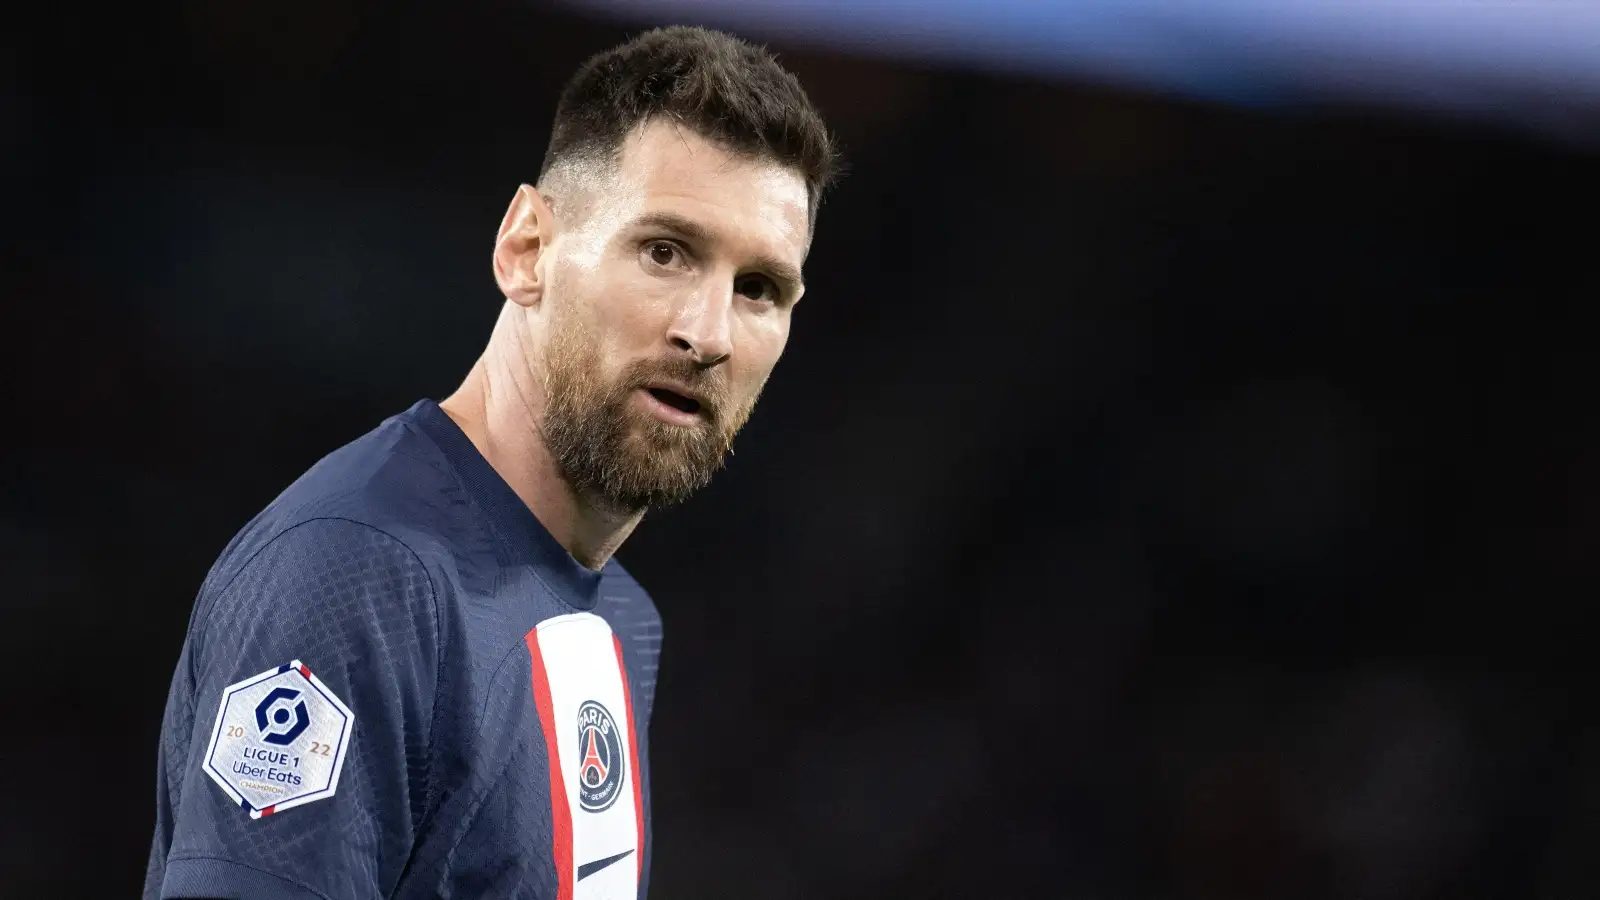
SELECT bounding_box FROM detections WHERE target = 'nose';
[666,279,734,368]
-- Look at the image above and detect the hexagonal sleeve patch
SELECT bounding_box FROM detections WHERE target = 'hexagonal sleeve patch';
[202,660,355,820]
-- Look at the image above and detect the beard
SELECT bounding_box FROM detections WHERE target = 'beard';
[540,314,762,513]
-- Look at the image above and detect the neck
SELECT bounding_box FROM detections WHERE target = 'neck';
[439,305,643,570]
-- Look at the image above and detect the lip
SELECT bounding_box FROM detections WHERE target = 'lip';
[642,378,707,408]
[635,385,707,428]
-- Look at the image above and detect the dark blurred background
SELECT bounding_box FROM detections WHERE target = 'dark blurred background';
[4,1,1597,897]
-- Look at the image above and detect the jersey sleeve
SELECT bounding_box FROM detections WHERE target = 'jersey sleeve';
[155,518,440,900]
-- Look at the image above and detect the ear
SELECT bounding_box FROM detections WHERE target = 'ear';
[493,184,554,308]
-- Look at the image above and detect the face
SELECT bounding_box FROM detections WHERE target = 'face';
[499,120,811,512]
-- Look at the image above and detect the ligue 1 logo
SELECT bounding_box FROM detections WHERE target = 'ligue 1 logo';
[575,700,625,813]
[255,687,312,745]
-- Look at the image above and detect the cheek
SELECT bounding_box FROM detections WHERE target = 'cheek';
[736,320,789,389]
[551,274,635,364]
[588,265,678,350]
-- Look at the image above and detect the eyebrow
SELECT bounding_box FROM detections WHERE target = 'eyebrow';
[632,211,805,296]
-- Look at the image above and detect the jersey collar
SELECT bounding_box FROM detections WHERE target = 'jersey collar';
[412,399,605,610]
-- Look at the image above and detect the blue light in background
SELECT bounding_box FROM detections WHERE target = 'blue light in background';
[566,0,1600,140]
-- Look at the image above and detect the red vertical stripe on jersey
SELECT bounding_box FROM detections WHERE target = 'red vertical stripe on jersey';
[526,629,574,900]
[612,634,646,882]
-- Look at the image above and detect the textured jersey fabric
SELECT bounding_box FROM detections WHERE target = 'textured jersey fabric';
[145,400,662,900]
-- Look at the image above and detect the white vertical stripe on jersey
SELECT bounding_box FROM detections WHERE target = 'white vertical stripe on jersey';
[532,612,642,900]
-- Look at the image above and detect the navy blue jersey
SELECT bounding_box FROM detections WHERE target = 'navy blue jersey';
[145,400,662,900]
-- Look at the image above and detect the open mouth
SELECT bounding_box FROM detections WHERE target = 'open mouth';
[646,387,702,416]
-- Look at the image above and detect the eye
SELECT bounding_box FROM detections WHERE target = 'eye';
[735,273,779,304]
[642,240,685,270]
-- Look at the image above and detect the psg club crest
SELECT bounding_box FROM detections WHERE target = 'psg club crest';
[575,700,625,813]
[202,660,354,819]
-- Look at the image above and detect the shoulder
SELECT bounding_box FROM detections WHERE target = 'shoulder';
[194,406,467,650]
[263,404,466,552]
[197,518,441,654]
[202,404,467,605]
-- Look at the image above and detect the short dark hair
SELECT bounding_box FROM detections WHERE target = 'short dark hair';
[539,26,839,219]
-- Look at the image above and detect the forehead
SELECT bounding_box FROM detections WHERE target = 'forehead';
[596,120,811,263]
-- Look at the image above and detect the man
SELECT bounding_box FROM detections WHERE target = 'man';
[144,25,837,900]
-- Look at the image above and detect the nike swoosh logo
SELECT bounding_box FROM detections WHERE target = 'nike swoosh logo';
[576,848,635,882]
